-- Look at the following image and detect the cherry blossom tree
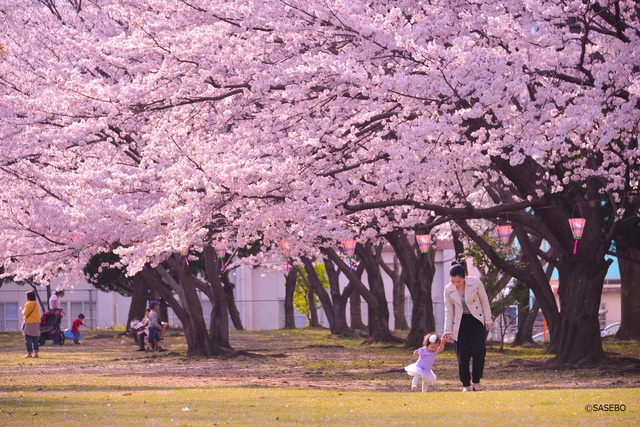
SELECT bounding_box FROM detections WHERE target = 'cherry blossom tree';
[1,1,638,364]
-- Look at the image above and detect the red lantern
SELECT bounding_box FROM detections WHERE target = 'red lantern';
[568,218,586,254]
[279,241,291,272]
[341,239,357,271]
[215,242,227,271]
[495,225,513,247]
[415,234,432,253]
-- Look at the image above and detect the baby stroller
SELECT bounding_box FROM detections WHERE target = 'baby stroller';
[39,310,65,346]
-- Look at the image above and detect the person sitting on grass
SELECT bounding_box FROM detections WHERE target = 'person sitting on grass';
[133,308,151,351]
[71,313,87,345]
[145,301,167,352]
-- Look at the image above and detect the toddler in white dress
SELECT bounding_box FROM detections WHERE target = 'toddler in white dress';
[405,332,447,392]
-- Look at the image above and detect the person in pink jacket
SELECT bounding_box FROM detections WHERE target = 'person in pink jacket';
[442,262,493,392]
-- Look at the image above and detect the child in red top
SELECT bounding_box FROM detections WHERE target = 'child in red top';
[71,313,86,345]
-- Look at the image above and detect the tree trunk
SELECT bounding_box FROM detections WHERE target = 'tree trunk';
[322,246,398,343]
[161,258,213,357]
[349,289,366,330]
[283,267,298,329]
[356,243,391,340]
[385,230,436,349]
[307,287,319,327]
[379,253,409,330]
[203,245,232,352]
[139,267,207,357]
[552,257,610,366]
[617,246,640,340]
[322,255,352,336]
[513,299,538,346]
[393,270,409,331]
[222,274,244,331]
[126,273,150,331]
[301,256,335,329]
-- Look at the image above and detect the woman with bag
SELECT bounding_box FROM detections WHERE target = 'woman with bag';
[21,290,41,358]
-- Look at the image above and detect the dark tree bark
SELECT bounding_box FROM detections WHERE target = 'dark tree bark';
[139,266,208,357]
[307,287,320,327]
[349,289,366,330]
[385,230,436,349]
[552,255,610,366]
[614,246,640,340]
[379,253,409,331]
[202,245,232,352]
[614,194,640,341]
[355,242,396,342]
[322,246,398,343]
[301,256,334,329]
[322,255,354,336]
[222,274,244,331]
[283,267,298,329]
[513,261,555,346]
[162,257,215,357]
[126,273,150,331]
[513,299,540,346]
[299,256,357,334]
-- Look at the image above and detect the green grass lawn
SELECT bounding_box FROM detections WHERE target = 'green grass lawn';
[0,329,638,426]
[2,387,637,426]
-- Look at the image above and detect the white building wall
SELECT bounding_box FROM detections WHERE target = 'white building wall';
[0,277,130,330]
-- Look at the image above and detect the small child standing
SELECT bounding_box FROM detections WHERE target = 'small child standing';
[405,332,447,392]
[71,313,86,345]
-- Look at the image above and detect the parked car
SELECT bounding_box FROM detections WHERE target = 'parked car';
[600,322,620,338]
[532,332,551,342]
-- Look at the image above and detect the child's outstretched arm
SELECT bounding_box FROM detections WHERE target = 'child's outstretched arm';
[436,337,447,353]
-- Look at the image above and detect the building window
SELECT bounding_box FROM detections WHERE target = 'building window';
[67,301,97,329]
[0,302,19,330]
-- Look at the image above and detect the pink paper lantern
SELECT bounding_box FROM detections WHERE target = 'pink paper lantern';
[341,239,357,271]
[495,225,513,246]
[415,234,432,253]
[279,241,291,272]
[215,242,228,271]
[341,239,357,258]
[568,218,586,254]
[278,241,291,258]
[215,242,227,259]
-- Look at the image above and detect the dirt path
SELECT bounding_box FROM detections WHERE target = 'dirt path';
[6,329,637,393]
